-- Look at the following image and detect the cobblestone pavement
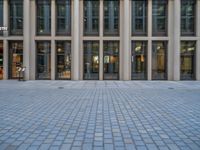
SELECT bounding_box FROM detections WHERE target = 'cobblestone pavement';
[0,81,200,150]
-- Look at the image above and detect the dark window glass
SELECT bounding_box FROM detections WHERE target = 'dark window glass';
[56,41,71,80]
[83,41,99,80]
[8,41,23,79]
[132,41,147,80]
[132,0,147,36]
[152,41,167,80]
[181,0,196,36]
[36,41,51,79]
[84,0,99,36]
[56,0,71,35]
[0,41,3,79]
[9,0,23,35]
[36,0,51,35]
[152,0,168,36]
[104,0,119,36]
[0,0,3,35]
[104,41,119,80]
[180,41,196,80]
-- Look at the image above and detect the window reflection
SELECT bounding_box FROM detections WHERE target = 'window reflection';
[56,0,71,35]
[9,0,23,35]
[104,41,119,80]
[132,0,147,36]
[152,0,168,36]
[83,41,99,80]
[9,41,23,79]
[0,41,3,79]
[36,41,51,79]
[181,0,196,36]
[0,0,3,35]
[132,41,147,80]
[181,41,196,80]
[152,41,167,80]
[37,0,51,35]
[56,41,71,80]
[104,0,119,36]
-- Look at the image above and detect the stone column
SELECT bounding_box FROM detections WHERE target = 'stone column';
[147,0,152,80]
[99,0,103,80]
[3,0,8,80]
[51,0,56,80]
[72,0,79,80]
[196,0,200,80]
[173,0,181,81]
[23,0,30,80]
[123,0,130,80]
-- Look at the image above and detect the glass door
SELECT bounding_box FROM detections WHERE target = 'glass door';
[0,41,3,79]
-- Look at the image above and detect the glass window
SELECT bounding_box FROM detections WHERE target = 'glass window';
[104,41,119,80]
[132,0,147,36]
[36,41,51,79]
[36,0,51,35]
[132,41,147,80]
[0,41,3,79]
[84,0,99,36]
[104,0,119,36]
[152,41,167,80]
[56,0,71,35]
[152,0,168,36]
[9,0,23,35]
[180,41,196,80]
[0,0,3,35]
[8,41,23,79]
[181,0,196,36]
[83,41,99,80]
[56,41,71,80]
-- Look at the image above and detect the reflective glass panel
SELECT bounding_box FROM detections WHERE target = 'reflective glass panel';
[0,41,3,79]
[180,41,196,80]
[83,41,99,80]
[0,0,3,35]
[132,41,147,80]
[56,41,71,80]
[152,41,167,80]
[36,41,51,79]
[104,41,119,80]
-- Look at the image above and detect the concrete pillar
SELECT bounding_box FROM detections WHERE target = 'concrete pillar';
[51,0,55,80]
[196,0,200,80]
[147,0,152,80]
[23,0,30,80]
[123,0,130,80]
[72,0,79,80]
[3,0,8,37]
[173,0,181,81]
[99,0,103,80]
[79,0,83,80]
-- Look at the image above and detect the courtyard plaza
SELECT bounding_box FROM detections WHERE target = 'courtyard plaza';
[0,81,200,150]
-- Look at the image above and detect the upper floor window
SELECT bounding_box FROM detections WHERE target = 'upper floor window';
[104,0,119,36]
[152,0,168,36]
[181,0,196,36]
[56,0,71,36]
[84,0,99,36]
[36,0,51,35]
[132,0,147,36]
[0,0,3,35]
[9,0,23,35]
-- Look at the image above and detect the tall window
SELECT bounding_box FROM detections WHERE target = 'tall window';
[36,41,51,79]
[104,41,119,80]
[104,0,119,36]
[0,0,3,35]
[9,0,23,35]
[37,0,51,35]
[181,0,196,36]
[132,41,147,80]
[152,41,167,80]
[84,0,99,36]
[132,0,147,36]
[56,0,71,36]
[56,41,71,80]
[0,41,3,79]
[152,0,168,36]
[83,41,99,80]
[180,41,196,80]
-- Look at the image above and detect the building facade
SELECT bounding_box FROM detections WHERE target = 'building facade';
[0,0,200,81]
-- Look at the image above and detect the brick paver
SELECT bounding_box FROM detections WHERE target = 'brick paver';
[0,81,200,150]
